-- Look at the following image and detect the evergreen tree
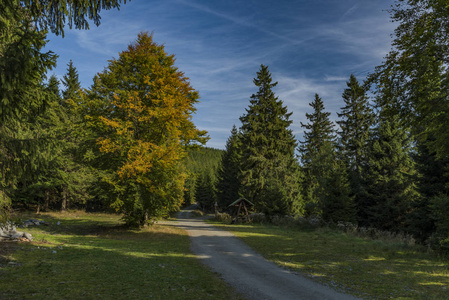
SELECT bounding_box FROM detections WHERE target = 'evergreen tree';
[299,93,336,215]
[239,65,301,216]
[317,142,356,223]
[336,74,373,221]
[195,171,217,212]
[216,125,242,209]
[361,113,418,230]
[61,60,81,103]
[183,147,223,207]
[58,61,94,211]
[367,59,421,232]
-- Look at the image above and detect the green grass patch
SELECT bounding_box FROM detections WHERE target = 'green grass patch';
[210,221,449,299]
[0,211,243,299]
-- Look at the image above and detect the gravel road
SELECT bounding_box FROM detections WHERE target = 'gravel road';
[176,208,359,300]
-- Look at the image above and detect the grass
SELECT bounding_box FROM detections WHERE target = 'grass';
[210,221,449,299]
[0,211,243,299]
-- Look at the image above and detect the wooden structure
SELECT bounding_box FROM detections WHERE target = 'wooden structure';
[228,198,254,223]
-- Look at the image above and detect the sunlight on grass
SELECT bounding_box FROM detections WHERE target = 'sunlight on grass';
[364,256,386,261]
[0,212,244,299]
[215,222,449,299]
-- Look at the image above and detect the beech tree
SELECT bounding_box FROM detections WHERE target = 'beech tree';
[82,32,207,226]
[379,0,449,158]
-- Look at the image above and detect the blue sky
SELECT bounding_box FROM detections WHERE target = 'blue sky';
[45,0,396,149]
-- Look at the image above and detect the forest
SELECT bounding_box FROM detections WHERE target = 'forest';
[1,0,449,254]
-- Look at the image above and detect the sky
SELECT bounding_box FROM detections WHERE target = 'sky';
[45,0,397,149]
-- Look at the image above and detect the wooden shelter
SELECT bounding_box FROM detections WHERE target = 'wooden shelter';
[228,198,254,223]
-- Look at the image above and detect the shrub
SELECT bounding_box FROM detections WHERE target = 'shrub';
[214,212,232,224]
[190,210,204,217]
[249,212,266,224]
[428,195,449,252]
[0,191,11,223]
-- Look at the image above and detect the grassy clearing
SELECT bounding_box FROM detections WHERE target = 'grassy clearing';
[210,221,449,299]
[0,211,243,299]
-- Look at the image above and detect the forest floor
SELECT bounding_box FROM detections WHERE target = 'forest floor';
[0,211,243,299]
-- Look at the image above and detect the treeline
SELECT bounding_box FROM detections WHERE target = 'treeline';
[212,1,449,252]
[183,147,223,210]
[1,1,208,227]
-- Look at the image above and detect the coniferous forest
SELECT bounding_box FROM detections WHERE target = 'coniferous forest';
[1,0,449,254]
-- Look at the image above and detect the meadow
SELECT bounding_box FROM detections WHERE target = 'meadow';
[0,211,242,299]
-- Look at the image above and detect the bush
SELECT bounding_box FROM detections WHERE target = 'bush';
[214,212,232,224]
[0,191,11,223]
[336,221,416,247]
[428,195,449,252]
[190,210,204,217]
[249,212,266,224]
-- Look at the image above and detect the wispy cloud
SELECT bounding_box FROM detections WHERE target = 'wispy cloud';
[45,0,396,149]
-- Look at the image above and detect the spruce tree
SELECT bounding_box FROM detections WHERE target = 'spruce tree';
[61,60,81,104]
[336,74,373,221]
[361,113,418,230]
[195,171,217,212]
[317,142,356,223]
[299,94,354,221]
[239,65,301,216]
[366,62,420,231]
[216,125,242,209]
[299,93,335,215]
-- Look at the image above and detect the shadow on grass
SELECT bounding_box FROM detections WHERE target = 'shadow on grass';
[0,215,243,299]
[211,222,449,299]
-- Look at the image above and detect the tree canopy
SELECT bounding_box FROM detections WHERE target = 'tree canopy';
[81,32,207,225]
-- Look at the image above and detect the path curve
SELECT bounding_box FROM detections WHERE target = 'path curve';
[176,208,359,300]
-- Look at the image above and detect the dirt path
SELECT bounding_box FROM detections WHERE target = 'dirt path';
[176,208,359,300]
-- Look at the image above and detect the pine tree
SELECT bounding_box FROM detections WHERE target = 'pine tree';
[336,74,373,221]
[239,65,301,216]
[299,93,336,215]
[82,32,208,226]
[216,125,242,209]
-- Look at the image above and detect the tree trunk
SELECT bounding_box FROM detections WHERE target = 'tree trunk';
[144,209,149,227]
[61,186,67,211]
[44,190,50,211]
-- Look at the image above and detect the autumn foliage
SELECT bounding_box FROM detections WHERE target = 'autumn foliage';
[82,32,207,225]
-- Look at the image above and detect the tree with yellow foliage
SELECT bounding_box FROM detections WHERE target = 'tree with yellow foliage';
[82,32,208,226]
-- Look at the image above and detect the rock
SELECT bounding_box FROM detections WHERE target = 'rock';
[23,232,33,241]
[11,232,24,239]
[23,221,33,227]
